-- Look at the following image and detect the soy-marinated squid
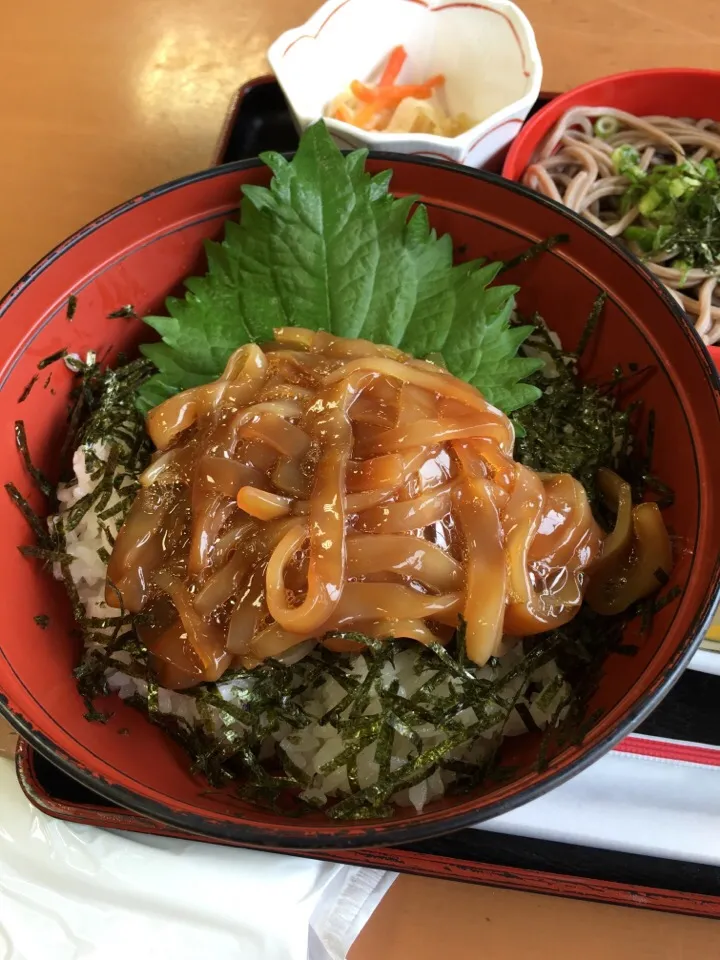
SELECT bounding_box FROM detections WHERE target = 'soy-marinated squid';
[106,329,672,691]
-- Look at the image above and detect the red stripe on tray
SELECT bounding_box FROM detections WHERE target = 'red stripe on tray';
[615,735,720,767]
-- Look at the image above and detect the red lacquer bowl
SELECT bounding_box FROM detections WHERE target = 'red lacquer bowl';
[0,157,719,849]
[503,68,720,369]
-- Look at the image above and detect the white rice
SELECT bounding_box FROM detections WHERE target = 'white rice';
[53,441,570,815]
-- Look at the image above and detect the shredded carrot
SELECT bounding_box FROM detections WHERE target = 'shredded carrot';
[377,75,445,98]
[328,44,456,135]
[351,80,375,103]
[379,44,407,86]
[353,100,381,130]
[353,75,445,105]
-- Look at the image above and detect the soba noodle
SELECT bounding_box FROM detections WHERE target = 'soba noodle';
[523,106,720,343]
[105,331,670,692]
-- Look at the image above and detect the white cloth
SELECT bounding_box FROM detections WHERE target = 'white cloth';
[0,759,396,960]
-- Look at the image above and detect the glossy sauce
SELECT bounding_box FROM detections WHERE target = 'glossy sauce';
[107,330,611,689]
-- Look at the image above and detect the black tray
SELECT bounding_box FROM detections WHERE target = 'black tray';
[214,75,557,165]
[17,76,720,920]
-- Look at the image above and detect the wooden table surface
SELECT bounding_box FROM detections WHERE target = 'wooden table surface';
[2,1,720,956]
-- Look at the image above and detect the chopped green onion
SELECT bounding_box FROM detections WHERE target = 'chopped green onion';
[638,186,664,216]
[667,177,691,199]
[672,259,692,284]
[653,224,674,249]
[594,116,620,139]
[623,225,657,252]
[698,158,718,180]
[611,145,642,178]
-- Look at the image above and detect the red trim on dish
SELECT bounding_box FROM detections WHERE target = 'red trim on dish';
[466,117,523,155]
[617,734,720,767]
[283,0,355,56]
[402,0,530,77]
[408,120,524,167]
[284,0,530,79]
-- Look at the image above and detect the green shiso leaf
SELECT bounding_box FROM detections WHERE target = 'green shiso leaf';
[136,121,541,415]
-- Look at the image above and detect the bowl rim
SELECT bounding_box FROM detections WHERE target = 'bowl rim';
[1,152,719,849]
[502,66,720,180]
[267,0,543,150]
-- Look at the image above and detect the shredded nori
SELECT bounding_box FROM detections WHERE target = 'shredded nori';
[653,584,681,612]
[12,356,156,725]
[14,420,54,499]
[107,305,138,319]
[575,291,607,359]
[499,233,570,275]
[513,298,635,510]
[158,629,572,820]
[513,295,675,518]
[6,482,51,546]
[18,375,38,404]
[66,295,78,321]
[508,294,680,773]
[37,348,67,370]
[19,544,73,566]
[10,356,154,558]
[33,614,50,629]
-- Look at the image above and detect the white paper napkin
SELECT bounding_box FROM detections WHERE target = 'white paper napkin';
[0,758,395,960]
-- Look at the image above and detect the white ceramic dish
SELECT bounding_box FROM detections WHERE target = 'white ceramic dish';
[268,0,543,169]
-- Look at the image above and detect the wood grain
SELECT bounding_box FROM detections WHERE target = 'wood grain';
[351,874,720,960]
[3,0,719,293]
[521,0,720,92]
